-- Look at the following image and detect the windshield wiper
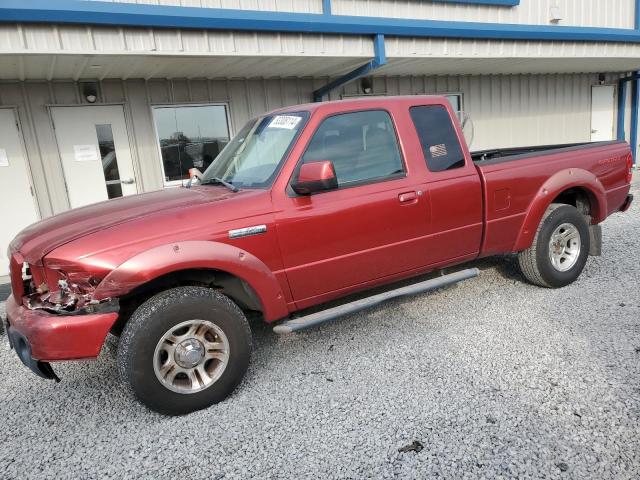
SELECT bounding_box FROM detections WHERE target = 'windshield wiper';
[200,177,239,192]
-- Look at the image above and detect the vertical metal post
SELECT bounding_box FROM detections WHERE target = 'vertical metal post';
[617,79,627,141]
[632,0,640,164]
[632,80,639,164]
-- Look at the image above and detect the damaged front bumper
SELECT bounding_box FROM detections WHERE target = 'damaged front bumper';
[3,294,119,381]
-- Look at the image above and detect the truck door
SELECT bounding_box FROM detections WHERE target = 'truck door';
[273,109,431,305]
[408,104,483,263]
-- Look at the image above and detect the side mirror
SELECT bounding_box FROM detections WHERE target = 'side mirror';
[291,160,338,195]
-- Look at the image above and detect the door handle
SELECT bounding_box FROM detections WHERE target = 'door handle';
[121,177,135,185]
[398,191,418,203]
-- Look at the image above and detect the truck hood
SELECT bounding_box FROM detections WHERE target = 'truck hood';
[11,186,238,264]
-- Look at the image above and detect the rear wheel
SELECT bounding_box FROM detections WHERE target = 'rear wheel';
[518,203,590,288]
[117,286,252,415]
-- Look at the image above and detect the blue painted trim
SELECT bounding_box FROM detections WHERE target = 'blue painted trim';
[3,0,640,43]
[617,80,627,142]
[373,33,387,65]
[313,34,387,102]
[631,0,640,164]
[322,0,331,15]
[429,0,518,5]
[631,79,639,164]
[618,72,640,164]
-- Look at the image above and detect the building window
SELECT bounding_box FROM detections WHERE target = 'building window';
[152,104,231,185]
[95,124,123,199]
[444,94,462,112]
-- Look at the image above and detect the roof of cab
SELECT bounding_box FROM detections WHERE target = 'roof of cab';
[268,95,449,117]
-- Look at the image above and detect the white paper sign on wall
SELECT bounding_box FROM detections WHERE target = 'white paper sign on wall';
[0,148,8,167]
[73,144,100,162]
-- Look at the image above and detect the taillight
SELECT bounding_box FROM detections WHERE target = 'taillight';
[627,153,633,183]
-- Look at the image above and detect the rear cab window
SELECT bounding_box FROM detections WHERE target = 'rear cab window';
[300,110,405,187]
[409,105,466,172]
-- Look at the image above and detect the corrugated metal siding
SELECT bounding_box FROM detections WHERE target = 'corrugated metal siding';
[2,24,639,80]
[0,78,316,216]
[0,73,622,217]
[82,0,634,29]
[385,37,640,62]
[342,73,617,151]
[333,0,636,29]
[83,0,323,13]
[0,24,372,57]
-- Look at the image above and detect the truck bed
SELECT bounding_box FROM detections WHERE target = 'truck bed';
[471,140,623,165]
[473,139,631,257]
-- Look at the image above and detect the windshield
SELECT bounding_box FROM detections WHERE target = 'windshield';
[201,111,308,188]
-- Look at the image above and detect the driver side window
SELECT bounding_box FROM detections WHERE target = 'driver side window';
[301,110,404,187]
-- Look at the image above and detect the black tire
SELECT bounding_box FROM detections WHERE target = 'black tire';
[117,286,252,415]
[517,203,590,288]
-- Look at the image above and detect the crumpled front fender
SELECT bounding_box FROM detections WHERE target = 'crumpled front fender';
[92,241,289,321]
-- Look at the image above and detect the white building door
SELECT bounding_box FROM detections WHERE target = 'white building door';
[0,108,39,276]
[590,85,615,142]
[51,105,138,209]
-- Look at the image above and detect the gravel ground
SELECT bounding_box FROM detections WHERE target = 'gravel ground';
[1,178,639,479]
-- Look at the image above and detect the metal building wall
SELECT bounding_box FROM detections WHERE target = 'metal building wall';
[83,0,323,13]
[0,78,318,217]
[349,73,616,151]
[3,23,638,81]
[0,73,618,219]
[332,0,636,29]
[81,0,636,29]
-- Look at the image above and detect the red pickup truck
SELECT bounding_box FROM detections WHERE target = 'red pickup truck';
[4,96,633,414]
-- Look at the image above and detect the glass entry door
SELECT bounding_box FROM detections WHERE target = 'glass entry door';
[50,105,138,209]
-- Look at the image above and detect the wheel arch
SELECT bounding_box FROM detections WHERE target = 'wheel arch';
[92,241,290,323]
[512,168,607,252]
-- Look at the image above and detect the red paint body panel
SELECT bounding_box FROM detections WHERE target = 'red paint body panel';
[92,241,290,321]
[5,295,117,361]
[4,96,632,363]
[476,142,630,254]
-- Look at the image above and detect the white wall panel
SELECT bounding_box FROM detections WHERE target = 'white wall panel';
[333,0,635,29]
[0,24,372,59]
[0,73,624,218]
[344,73,619,151]
[83,0,323,13]
[83,0,633,28]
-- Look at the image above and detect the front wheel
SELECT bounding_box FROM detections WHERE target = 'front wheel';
[117,286,252,415]
[518,203,591,288]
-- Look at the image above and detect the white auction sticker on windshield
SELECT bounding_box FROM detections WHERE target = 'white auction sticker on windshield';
[268,115,301,130]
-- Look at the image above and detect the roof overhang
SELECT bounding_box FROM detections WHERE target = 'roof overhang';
[2,53,640,81]
[2,0,640,44]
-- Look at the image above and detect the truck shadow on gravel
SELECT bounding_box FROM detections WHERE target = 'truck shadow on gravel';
[7,254,527,416]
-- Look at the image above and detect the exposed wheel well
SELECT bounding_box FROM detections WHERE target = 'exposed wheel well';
[109,269,263,336]
[552,187,595,219]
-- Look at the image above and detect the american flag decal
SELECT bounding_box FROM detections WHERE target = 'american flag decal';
[429,144,448,157]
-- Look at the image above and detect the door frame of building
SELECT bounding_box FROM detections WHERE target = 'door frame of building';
[0,105,42,219]
[590,84,616,142]
[46,102,142,207]
[0,105,41,283]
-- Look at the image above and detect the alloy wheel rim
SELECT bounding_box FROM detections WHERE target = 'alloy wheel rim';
[548,222,581,272]
[153,319,230,394]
